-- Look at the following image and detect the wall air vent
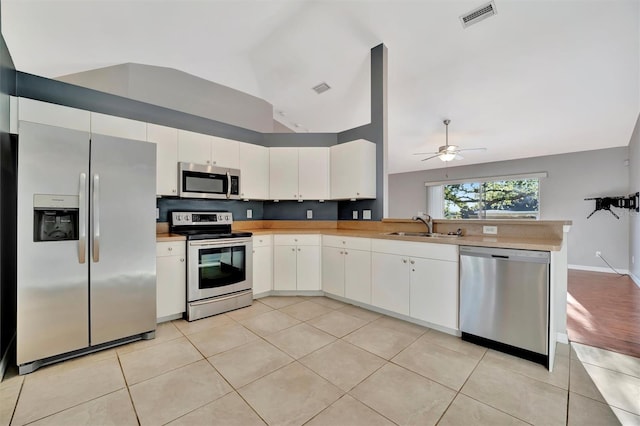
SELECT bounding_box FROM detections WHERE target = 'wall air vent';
[312,82,331,94]
[460,1,497,28]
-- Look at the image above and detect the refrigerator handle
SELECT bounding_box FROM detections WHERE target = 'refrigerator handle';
[92,173,100,262]
[78,173,87,264]
[226,171,231,199]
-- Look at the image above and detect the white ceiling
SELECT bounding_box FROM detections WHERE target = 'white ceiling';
[2,0,639,174]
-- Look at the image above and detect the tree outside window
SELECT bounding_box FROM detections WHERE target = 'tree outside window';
[443,178,539,219]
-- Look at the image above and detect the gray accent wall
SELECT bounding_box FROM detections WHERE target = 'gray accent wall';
[629,114,639,283]
[388,147,631,269]
[58,63,275,133]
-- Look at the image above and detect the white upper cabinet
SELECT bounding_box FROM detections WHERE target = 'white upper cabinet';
[211,136,240,169]
[147,123,179,196]
[177,130,211,164]
[330,139,376,200]
[298,147,329,201]
[269,148,299,200]
[239,142,269,200]
[269,147,330,201]
[177,130,240,168]
[18,98,90,132]
[91,112,147,141]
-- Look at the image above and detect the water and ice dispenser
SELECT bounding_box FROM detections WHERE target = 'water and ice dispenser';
[33,194,79,242]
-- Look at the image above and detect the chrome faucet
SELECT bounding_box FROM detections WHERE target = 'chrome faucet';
[412,215,433,234]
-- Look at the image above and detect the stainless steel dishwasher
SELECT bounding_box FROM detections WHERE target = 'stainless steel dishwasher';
[459,246,550,367]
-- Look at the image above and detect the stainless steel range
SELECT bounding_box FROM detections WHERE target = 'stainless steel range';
[170,211,253,321]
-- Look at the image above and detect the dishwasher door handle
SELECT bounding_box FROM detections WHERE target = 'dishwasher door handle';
[491,255,509,259]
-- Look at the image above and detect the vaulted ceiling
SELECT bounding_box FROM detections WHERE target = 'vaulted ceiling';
[2,0,639,173]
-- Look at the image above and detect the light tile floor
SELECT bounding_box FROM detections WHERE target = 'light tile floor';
[2,296,639,426]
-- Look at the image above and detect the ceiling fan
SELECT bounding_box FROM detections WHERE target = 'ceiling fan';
[414,119,486,162]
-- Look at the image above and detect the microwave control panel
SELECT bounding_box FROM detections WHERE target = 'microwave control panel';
[171,211,233,226]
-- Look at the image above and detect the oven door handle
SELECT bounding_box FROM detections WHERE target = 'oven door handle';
[226,171,231,199]
[189,238,252,247]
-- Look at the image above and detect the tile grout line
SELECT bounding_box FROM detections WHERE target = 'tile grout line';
[115,352,142,426]
[7,375,25,426]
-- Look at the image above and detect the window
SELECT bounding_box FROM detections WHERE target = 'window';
[426,174,543,220]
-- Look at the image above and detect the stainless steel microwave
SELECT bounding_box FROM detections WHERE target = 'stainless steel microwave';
[178,162,241,200]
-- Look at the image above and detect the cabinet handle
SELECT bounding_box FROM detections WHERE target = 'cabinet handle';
[172,189,176,193]
[402,259,407,264]
[297,248,301,251]
[345,251,348,255]
[412,268,415,272]
[168,247,172,251]
[410,260,415,264]
[342,241,345,244]
[291,248,295,251]
[180,258,184,262]
[213,161,217,165]
[206,160,210,164]
[252,250,255,253]
[357,192,360,196]
[340,251,343,254]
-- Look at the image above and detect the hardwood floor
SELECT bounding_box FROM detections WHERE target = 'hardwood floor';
[567,270,640,358]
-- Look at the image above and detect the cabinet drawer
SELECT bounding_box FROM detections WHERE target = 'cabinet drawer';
[274,234,320,246]
[323,235,371,251]
[156,242,186,257]
[253,235,273,247]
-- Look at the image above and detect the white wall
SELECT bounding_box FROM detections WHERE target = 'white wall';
[388,147,630,269]
[629,114,640,284]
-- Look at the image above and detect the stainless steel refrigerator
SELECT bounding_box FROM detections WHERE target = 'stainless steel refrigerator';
[17,121,157,374]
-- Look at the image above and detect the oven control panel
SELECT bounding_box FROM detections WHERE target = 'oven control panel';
[171,211,233,226]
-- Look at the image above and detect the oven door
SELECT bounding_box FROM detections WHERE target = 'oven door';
[187,238,253,302]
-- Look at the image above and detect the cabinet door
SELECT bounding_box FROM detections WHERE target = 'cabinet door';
[410,258,459,329]
[297,245,321,290]
[148,124,178,196]
[298,147,329,200]
[371,252,410,315]
[273,245,297,290]
[156,255,186,320]
[345,249,371,304]
[211,136,240,168]
[239,142,269,199]
[269,148,298,200]
[178,130,211,164]
[322,246,345,296]
[253,246,273,296]
[91,113,147,141]
[330,139,376,200]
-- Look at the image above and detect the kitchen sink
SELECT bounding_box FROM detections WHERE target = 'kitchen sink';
[384,231,461,238]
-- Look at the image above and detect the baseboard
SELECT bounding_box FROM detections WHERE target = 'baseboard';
[630,272,640,289]
[568,264,630,275]
[556,333,569,344]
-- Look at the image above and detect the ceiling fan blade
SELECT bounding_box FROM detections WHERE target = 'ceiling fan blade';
[457,147,487,152]
[420,154,442,161]
[413,152,439,155]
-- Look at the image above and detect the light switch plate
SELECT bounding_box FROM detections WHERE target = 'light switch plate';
[483,225,498,235]
[363,210,372,220]
[246,209,252,219]
[307,210,313,219]
[352,210,358,219]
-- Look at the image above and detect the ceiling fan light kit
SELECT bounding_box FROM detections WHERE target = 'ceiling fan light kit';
[414,119,486,163]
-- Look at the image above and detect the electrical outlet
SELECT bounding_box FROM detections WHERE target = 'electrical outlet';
[246,209,252,219]
[363,210,372,220]
[306,210,313,219]
[483,225,498,235]
[596,251,601,257]
[352,210,358,220]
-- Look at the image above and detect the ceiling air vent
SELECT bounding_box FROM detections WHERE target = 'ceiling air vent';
[312,82,331,94]
[460,1,497,28]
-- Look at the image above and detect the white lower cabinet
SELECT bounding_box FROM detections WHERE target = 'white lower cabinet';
[409,257,459,330]
[273,235,321,291]
[322,236,371,303]
[156,241,186,321]
[371,240,459,329]
[252,235,273,296]
[372,252,411,315]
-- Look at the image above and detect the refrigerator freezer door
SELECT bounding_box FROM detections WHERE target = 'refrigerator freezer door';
[17,122,90,365]
[89,134,157,345]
